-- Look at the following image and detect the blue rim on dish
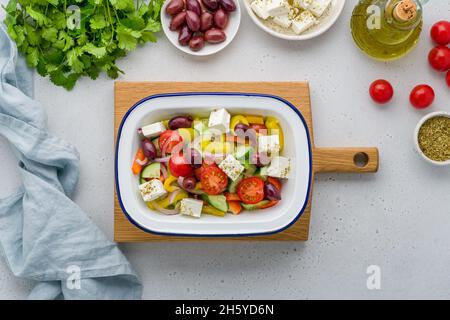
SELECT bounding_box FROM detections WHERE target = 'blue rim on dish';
[115,92,313,237]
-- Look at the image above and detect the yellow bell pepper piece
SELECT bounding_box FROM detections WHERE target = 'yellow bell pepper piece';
[147,201,155,210]
[164,175,179,192]
[195,182,202,190]
[202,205,226,217]
[230,115,249,133]
[162,119,170,128]
[155,196,171,208]
[265,116,284,152]
[245,115,265,124]
[203,141,233,154]
[178,128,194,143]
[173,190,188,203]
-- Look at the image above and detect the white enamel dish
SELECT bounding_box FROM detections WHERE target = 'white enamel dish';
[115,93,312,236]
[244,0,345,41]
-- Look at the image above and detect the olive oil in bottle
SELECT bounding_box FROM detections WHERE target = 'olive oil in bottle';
[350,0,425,61]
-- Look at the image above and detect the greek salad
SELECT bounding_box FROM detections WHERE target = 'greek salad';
[132,108,292,218]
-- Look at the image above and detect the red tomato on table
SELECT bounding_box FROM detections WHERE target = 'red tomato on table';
[410,85,435,109]
[168,153,193,178]
[200,166,228,195]
[430,21,450,46]
[159,130,183,154]
[237,177,265,204]
[428,46,450,72]
[369,80,394,104]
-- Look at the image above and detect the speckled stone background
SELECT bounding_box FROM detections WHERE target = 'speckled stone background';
[0,0,449,299]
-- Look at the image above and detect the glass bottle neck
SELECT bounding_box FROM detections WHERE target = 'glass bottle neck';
[385,0,423,30]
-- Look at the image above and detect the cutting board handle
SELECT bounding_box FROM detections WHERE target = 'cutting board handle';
[313,147,379,173]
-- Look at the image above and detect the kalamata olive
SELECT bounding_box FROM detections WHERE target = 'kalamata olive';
[264,182,281,201]
[178,25,192,46]
[204,28,226,43]
[200,12,214,31]
[185,148,202,168]
[141,138,157,160]
[201,0,218,11]
[214,8,228,29]
[186,10,201,32]
[183,176,197,190]
[170,11,187,31]
[234,123,249,132]
[169,115,193,129]
[219,0,236,12]
[186,0,202,16]
[166,0,185,16]
[251,152,270,167]
[189,35,205,51]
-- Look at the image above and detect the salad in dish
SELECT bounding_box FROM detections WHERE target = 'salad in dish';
[132,108,293,218]
[250,0,332,35]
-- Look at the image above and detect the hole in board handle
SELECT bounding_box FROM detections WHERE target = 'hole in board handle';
[353,152,369,168]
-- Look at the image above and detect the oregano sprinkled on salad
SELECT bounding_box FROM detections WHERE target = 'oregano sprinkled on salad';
[3,0,164,90]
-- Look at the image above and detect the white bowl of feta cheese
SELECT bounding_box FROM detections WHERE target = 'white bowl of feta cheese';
[244,0,345,40]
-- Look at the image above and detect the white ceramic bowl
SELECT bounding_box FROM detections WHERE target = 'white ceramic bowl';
[244,0,345,40]
[161,1,241,56]
[414,111,450,166]
[115,93,312,237]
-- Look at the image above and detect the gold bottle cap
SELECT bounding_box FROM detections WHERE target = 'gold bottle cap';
[393,0,418,22]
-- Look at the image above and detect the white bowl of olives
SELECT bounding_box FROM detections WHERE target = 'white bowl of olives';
[161,0,241,56]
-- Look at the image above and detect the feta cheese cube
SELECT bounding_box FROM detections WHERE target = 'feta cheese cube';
[251,0,270,20]
[273,14,292,28]
[208,108,231,134]
[141,122,166,138]
[291,10,316,34]
[266,0,289,17]
[309,0,331,17]
[258,135,281,155]
[180,198,203,218]
[266,156,292,179]
[139,179,167,202]
[293,0,313,10]
[218,154,245,181]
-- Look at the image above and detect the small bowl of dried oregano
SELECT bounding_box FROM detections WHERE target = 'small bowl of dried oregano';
[414,111,450,166]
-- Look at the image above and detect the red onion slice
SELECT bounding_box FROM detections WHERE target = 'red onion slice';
[160,163,168,179]
[152,201,180,216]
[135,157,149,166]
[169,189,181,205]
[154,156,171,163]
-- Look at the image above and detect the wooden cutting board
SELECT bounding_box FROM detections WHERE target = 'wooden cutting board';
[114,82,378,242]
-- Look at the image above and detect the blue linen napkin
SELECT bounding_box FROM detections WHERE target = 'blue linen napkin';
[0,25,142,300]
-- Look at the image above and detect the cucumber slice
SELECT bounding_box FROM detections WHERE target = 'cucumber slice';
[202,194,228,212]
[241,200,270,211]
[141,162,161,179]
[228,175,243,193]
[235,145,253,163]
[244,163,257,176]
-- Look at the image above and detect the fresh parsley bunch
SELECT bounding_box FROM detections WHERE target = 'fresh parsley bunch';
[3,0,163,90]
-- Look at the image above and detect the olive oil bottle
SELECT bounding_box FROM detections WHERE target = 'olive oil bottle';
[350,0,428,61]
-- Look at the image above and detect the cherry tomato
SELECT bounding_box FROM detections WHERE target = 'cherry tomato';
[237,177,265,204]
[249,123,267,134]
[200,166,228,195]
[168,153,194,178]
[428,46,450,72]
[430,21,450,46]
[159,130,183,154]
[410,85,435,109]
[446,70,450,88]
[369,79,394,104]
[194,162,217,180]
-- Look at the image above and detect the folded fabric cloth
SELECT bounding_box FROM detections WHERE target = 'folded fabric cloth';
[0,25,142,300]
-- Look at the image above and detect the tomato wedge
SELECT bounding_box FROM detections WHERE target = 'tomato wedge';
[237,177,265,204]
[159,130,183,154]
[200,166,228,195]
